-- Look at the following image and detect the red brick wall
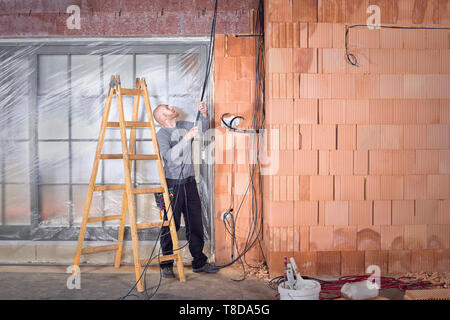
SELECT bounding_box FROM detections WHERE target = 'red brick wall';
[263,0,450,276]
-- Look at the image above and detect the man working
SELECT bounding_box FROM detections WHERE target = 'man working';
[153,102,218,278]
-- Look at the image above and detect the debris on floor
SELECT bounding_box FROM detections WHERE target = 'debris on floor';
[402,272,450,289]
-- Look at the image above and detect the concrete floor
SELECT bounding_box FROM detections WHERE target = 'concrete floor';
[0,265,277,300]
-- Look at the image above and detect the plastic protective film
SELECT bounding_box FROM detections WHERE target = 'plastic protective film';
[0,40,212,242]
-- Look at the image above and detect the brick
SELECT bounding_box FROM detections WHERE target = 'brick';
[380,175,404,200]
[355,74,380,99]
[322,48,347,73]
[318,150,330,175]
[300,74,332,99]
[392,99,418,125]
[267,202,294,227]
[369,49,394,74]
[365,250,389,275]
[369,150,393,175]
[349,201,373,225]
[345,0,368,23]
[373,200,392,225]
[329,150,353,175]
[427,124,450,149]
[332,23,346,48]
[294,150,318,175]
[411,249,434,272]
[439,150,450,174]
[299,176,311,200]
[369,99,394,124]
[402,29,427,49]
[346,100,370,124]
[434,249,450,272]
[293,99,318,124]
[417,100,441,124]
[337,125,356,150]
[380,125,404,150]
[438,200,450,224]
[354,150,368,175]
[379,28,403,48]
[392,200,415,225]
[441,50,450,74]
[427,224,450,249]
[357,226,381,251]
[392,150,416,175]
[268,48,293,73]
[308,23,333,48]
[215,57,237,80]
[294,251,317,275]
[293,0,318,22]
[316,251,341,276]
[366,176,381,200]
[334,226,357,251]
[381,225,404,250]
[310,226,334,251]
[415,200,439,224]
[299,124,312,149]
[319,100,346,124]
[294,226,310,252]
[427,174,450,199]
[389,250,411,274]
[393,49,417,74]
[312,125,336,150]
[266,99,294,124]
[268,0,293,22]
[341,251,365,275]
[236,56,255,80]
[379,74,404,99]
[293,48,317,73]
[267,251,292,277]
[276,150,294,175]
[324,201,349,225]
[403,125,428,149]
[331,74,356,99]
[417,49,441,74]
[310,175,334,200]
[336,176,365,201]
[357,125,380,150]
[228,80,251,102]
[319,0,346,23]
[415,150,440,174]
[294,200,318,226]
[404,225,427,250]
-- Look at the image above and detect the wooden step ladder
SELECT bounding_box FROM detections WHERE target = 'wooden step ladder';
[73,75,185,292]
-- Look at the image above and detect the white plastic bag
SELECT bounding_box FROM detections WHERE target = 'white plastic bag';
[341,280,379,300]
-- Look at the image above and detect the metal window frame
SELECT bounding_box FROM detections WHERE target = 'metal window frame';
[0,38,214,245]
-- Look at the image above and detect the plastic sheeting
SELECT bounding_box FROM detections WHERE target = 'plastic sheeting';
[0,39,212,241]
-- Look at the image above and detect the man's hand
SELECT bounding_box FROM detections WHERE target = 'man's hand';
[184,126,199,141]
[198,101,207,118]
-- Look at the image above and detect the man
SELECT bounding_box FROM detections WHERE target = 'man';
[153,102,218,278]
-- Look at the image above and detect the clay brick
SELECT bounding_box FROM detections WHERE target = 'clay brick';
[417,100,441,124]
[322,48,347,73]
[324,201,349,225]
[316,251,341,276]
[293,99,318,124]
[392,150,416,175]
[427,224,450,249]
[299,176,311,200]
[345,100,370,125]
[267,251,292,277]
[415,199,439,224]
[369,99,394,124]
[417,49,441,74]
[403,125,428,149]
[427,124,450,149]
[311,124,336,149]
[393,49,418,74]
[402,29,427,49]
[373,200,392,225]
[331,74,356,99]
[266,99,294,124]
[276,150,294,175]
[267,201,294,227]
[357,125,380,150]
[366,176,381,200]
[439,150,450,174]
[293,226,310,252]
[357,226,381,251]
[293,0,318,22]
[349,201,373,225]
[392,200,415,225]
[355,74,380,99]
[381,225,404,250]
[318,150,330,175]
[389,250,411,274]
[415,150,440,175]
[336,175,365,200]
[268,0,293,22]
[427,174,450,199]
[294,200,319,226]
[337,125,356,150]
[300,74,332,99]
[268,48,293,73]
[411,249,434,273]
[365,250,388,275]
[369,49,394,74]
[441,50,450,75]
[318,0,346,23]
[293,48,317,73]
[380,175,404,200]
[329,150,353,175]
[379,28,403,48]
[369,150,393,175]
[341,251,365,275]
[236,56,255,80]
[319,100,346,124]
[438,200,450,224]
[308,23,333,48]
[294,150,318,175]
[228,80,251,103]
[310,175,334,200]
[299,124,312,149]
[380,125,404,150]
[332,23,346,48]
[354,150,368,175]
[310,226,334,251]
[379,74,404,99]
[404,225,427,250]
[294,251,317,275]
[334,226,357,251]
[434,249,450,272]
[345,0,368,23]
[403,75,427,99]
[392,99,418,125]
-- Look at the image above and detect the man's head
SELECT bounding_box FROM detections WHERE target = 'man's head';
[153,104,179,127]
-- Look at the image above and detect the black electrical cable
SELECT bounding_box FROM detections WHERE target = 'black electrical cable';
[345,24,450,67]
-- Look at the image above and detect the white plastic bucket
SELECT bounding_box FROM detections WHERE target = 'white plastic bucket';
[278,280,321,300]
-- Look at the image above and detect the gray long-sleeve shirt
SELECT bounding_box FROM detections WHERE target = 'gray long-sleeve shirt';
[156,117,209,179]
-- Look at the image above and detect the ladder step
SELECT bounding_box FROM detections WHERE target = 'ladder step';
[93,185,125,191]
[106,122,152,128]
[120,88,144,96]
[81,244,119,254]
[136,221,170,230]
[132,187,165,194]
[87,215,122,223]
[140,254,178,266]
[100,154,158,160]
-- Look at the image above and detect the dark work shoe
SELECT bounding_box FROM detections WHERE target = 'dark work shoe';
[193,263,219,274]
[161,266,175,278]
